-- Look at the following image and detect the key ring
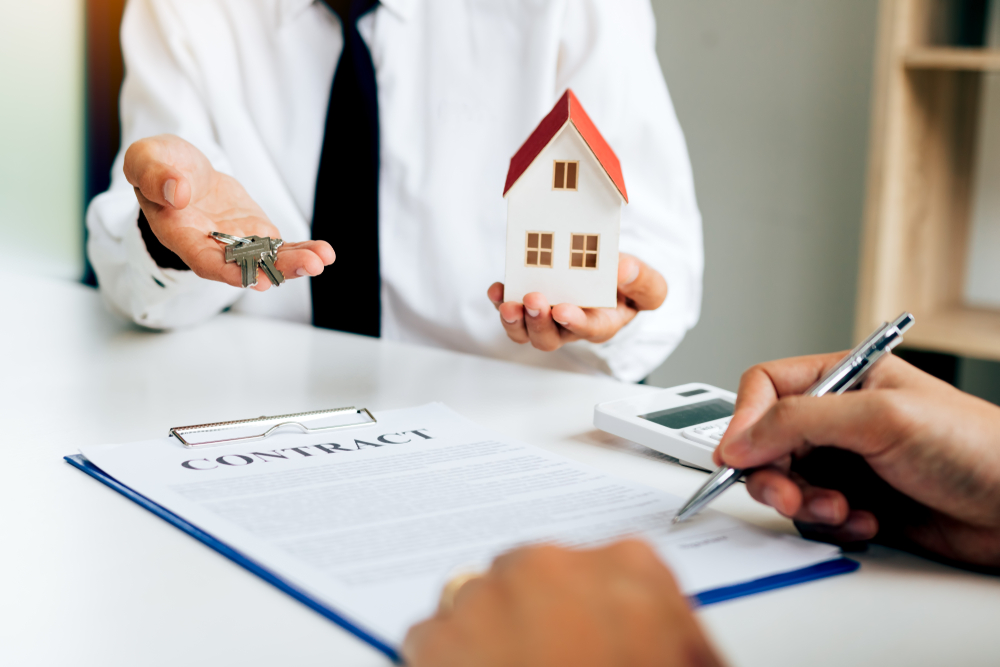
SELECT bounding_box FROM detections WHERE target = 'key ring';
[210,231,250,245]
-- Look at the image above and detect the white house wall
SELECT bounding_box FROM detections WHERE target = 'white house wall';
[503,125,623,308]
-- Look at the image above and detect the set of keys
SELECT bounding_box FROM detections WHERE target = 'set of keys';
[210,231,286,289]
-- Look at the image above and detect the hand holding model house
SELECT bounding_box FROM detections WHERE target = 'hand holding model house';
[488,90,667,351]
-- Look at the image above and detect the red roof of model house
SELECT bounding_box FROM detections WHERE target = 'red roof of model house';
[503,89,628,203]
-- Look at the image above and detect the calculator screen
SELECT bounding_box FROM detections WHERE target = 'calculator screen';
[640,399,734,430]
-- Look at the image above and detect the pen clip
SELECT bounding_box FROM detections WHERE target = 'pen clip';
[806,311,914,396]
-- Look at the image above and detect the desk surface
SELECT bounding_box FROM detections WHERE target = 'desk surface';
[4,274,1000,667]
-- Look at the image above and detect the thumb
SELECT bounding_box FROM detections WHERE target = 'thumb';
[123,135,207,210]
[616,254,667,311]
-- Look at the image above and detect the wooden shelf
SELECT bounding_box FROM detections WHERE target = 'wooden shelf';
[857,1,1000,363]
[903,47,1000,71]
[903,307,1000,359]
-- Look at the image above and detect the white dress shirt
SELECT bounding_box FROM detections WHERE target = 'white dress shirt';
[87,0,703,382]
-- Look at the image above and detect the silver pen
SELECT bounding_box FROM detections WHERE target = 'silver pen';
[671,312,915,524]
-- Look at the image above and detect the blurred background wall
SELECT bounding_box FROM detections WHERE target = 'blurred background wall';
[647,0,879,390]
[645,0,1000,400]
[0,0,85,280]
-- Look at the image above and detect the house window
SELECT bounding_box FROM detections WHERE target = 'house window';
[553,161,579,190]
[570,234,599,269]
[525,231,554,267]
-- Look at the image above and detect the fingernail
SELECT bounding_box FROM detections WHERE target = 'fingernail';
[502,316,518,324]
[809,497,838,523]
[525,308,540,318]
[163,179,177,207]
[555,320,569,326]
[622,261,640,285]
[762,487,782,511]
[720,435,750,461]
[296,268,311,277]
[844,514,877,540]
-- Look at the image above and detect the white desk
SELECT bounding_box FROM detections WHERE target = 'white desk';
[4,274,1000,666]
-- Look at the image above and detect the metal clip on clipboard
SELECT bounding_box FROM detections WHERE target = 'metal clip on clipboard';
[169,407,377,448]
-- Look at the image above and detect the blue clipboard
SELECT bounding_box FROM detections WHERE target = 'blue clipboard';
[66,453,859,660]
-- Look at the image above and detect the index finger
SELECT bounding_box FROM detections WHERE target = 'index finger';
[717,389,898,469]
[724,350,924,448]
[713,352,848,466]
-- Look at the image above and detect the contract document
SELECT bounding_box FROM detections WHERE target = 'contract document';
[69,403,853,658]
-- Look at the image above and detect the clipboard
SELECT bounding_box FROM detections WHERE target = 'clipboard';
[65,403,860,660]
[65,451,858,662]
[168,406,377,447]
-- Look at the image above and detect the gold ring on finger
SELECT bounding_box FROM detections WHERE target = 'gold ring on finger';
[438,571,483,613]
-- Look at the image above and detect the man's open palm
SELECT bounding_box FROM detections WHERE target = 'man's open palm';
[124,134,334,291]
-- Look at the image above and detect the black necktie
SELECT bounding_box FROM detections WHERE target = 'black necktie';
[311,0,381,336]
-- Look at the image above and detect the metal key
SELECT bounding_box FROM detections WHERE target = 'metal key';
[222,235,285,288]
[259,251,284,287]
[240,255,260,288]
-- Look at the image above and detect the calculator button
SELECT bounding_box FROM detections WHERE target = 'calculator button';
[681,430,720,446]
[680,417,733,447]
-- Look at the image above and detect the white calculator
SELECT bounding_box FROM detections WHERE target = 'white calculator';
[593,383,737,471]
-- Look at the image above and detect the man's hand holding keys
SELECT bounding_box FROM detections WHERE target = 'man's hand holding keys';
[714,353,1000,568]
[124,134,335,290]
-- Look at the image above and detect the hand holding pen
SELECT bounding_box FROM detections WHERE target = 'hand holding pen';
[673,313,914,524]
[704,344,1000,567]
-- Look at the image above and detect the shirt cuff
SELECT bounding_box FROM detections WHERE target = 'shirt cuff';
[137,209,190,270]
[119,209,242,328]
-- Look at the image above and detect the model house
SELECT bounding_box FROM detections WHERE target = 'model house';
[503,89,628,309]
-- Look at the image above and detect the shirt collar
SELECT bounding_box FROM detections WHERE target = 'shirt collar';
[278,0,413,26]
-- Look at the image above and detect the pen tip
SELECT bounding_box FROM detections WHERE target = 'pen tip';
[671,515,681,525]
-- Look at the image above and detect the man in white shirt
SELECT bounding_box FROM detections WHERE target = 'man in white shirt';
[87,0,703,382]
